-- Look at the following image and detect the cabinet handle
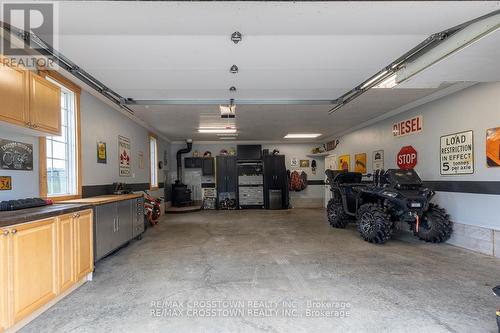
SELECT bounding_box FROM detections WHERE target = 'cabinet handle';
[11,229,17,234]
[2,230,9,236]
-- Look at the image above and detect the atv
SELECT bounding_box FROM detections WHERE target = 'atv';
[325,168,453,244]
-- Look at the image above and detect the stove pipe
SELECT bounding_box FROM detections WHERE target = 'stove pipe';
[176,139,193,182]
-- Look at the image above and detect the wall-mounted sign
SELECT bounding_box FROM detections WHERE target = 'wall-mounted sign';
[118,135,131,177]
[397,146,418,170]
[290,157,299,167]
[138,151,145,170]
[0,176,12,190]
[440,130,474,175]
[354,153,367,174]
[338,154,350,171]
[97,141,107,164]
[486,127,500,168]
[392,115,423,137]
[373,150,384,171]
[325,138,340,151]
[0,139,33,171]
[299,159,310,168]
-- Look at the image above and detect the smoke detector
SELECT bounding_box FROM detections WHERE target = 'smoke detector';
[231,31,242,44]
[230,65,239,74]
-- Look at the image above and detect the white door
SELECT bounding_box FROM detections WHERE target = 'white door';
[324,155,337,208]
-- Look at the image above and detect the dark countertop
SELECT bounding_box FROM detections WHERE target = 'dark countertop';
[0,203,93,228]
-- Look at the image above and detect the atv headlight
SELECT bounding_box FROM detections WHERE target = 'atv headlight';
[382,191,398,198]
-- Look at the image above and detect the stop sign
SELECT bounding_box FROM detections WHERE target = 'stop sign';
[397,146,418,169]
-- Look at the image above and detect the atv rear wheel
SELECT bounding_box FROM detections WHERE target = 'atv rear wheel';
[327,198,349,228]
[415,204,452,243]
[357,203,393,244]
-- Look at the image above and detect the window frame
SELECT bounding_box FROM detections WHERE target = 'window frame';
[149,133,159,190]
[39,71,82,201]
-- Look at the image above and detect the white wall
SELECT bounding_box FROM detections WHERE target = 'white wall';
[80,91,169,188]
[331,82,500,255]
[0,126,39,201]
[169,142,325,206]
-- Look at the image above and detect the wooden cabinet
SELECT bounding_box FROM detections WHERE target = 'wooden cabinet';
[29,73,61,135]
[74,210,93,280]
[0,209,93,330]
[58,214,76,293]
[0,228,9,331]
[0,62,61,135]
[0,61,29,127]
[10,218,58,323]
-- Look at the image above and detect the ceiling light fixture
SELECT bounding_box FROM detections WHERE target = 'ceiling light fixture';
[284,133,322,139]
[219,137,237,140]
[328,10,500,115]
[217,133,239,137]
[374,74,398,89]
[198,128,237,134]
[230,65,239,74]
[229,86,237,92]
[231,31,242,44]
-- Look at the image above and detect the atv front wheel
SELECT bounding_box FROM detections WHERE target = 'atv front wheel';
[327,198,349,228]
[415,204,452,243]
[357,203,393,244]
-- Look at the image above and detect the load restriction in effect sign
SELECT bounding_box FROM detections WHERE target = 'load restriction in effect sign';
[440,130,474,175]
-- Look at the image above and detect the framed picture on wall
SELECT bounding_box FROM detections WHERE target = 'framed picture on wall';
[118,136,131,177]
[97,141,107,164]
[354,153,367,174]
[338,154,350,171]
[486,127,500,167]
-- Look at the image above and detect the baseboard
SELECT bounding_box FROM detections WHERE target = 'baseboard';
[395,221,499,258]
[6,273,92,333]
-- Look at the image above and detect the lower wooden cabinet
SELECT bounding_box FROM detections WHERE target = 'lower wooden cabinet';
[0,209,93,330]
[0,229,9,332]
[58,214,76,293]
[75,210,93,280]
[11,218,58,324]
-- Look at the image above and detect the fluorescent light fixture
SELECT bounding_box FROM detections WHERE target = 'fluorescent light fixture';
[374,74,398,89]
[284,133,322,139]
[198,128,237,134]
[219,137,237,140]
[217,133,239,137]
[360,70,388,89]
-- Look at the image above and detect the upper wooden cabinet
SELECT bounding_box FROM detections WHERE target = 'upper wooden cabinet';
[0,61,61,136]
[29,73,61,135]
[0,62,29,127]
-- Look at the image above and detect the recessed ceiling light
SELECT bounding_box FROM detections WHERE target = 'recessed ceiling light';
[284,133,322,139]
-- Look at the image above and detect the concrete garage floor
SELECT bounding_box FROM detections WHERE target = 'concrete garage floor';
[22,209,500,333]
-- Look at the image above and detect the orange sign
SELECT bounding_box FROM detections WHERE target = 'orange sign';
[486,127,500,167]
[0,176,12,190]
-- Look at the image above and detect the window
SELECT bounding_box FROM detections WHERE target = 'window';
[149,135,158,189]
[46,81,77,196]
[39,72,81,200]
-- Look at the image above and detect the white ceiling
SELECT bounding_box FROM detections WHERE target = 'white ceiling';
[51,1,500,141]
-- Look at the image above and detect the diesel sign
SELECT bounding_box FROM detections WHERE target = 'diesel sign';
[392,115,423,137]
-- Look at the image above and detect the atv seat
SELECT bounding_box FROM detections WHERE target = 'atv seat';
[334,172,362,184]
[325,169,345,185]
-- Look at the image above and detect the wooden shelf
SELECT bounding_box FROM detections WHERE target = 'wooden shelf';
[306,152,330,158]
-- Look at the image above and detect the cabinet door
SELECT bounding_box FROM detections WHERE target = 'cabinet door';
[226,157,238,193]
[29,73,61,135]
[202,158,214,176]
[75,210,93,280]
[0,62,29,127]
[116,200,133,247]
[95,203,116,261]
[0,228,9,331]
[11,218,58,324]
[216,156,227,193]
[58,214,76,293]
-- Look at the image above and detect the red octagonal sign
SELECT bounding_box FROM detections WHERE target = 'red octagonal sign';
[397,146,418,170]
